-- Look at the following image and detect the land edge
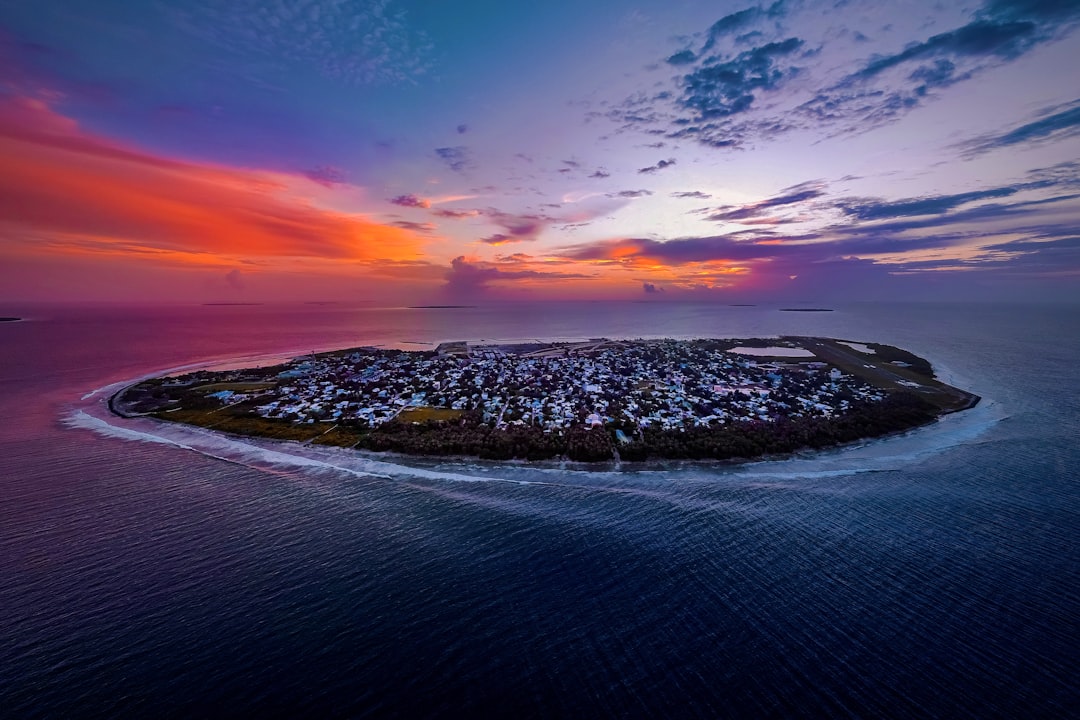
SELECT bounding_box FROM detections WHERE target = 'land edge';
[108,336,981,466]
[107,389,973,470]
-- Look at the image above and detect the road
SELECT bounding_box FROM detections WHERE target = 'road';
[800,337,979,412]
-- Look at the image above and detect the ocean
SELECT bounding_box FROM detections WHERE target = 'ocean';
[1,301,1077,718]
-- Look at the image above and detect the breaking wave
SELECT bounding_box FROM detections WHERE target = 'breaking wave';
[65,361,1006,489]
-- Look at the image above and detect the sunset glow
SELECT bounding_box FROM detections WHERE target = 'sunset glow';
[2,1,1079,303]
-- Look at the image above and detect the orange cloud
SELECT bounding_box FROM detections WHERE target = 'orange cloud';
[0,96,426,268]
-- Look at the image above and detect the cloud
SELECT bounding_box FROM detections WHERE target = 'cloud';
[389,194,431,209]
[642,281,664,293]
[472,197,631,245]
[958,100,1080,156]
[843,163,1080,219]
[480,210,551,244]
[827,194,1080,241]
[894,234,1080,275]
[853,22,1040,82]
[561,234,801,264]
[638,158,677,174]
[611,189,654,198]
[433,208,481,219]
[666,50,698,66]
[605,9,810,150]
[836,187,1020,220]
[166,0,435,86]
[610,0,1080,149]
[985,235,1080,253]
[677,37,805,121]
[304,166,347,187]
[544,162,1080,296]
[985,0,1080,22]
[435,146,471,173]
[699,5,779,55]
[225,268,244,290]
[557,231,901,297]
[707,182,826,221]
[445,256,591,294]
[392,220,437,234]
[457,123,468,134]
[0,95,426,267]
[799,1,1080,131]
[672,190,712,199]
[559,192,1080,269]
[589,169,611,178]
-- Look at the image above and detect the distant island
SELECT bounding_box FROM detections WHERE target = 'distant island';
[113,337,978,464]
[780,308,834,312]
[0,317,21,322]
[407,305,478,309]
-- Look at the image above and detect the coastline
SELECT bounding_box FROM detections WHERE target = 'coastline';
[108,336,980,466]
[105,391,958,471]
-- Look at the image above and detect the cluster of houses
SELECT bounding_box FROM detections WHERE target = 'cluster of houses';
[214,339,887,433]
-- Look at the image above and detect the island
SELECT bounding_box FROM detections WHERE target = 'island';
[112,337,979,463]
[0,317,21,322]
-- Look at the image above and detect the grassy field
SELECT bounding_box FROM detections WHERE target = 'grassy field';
[396,406,464,423]
[153,407,325,441]
[310,426,367,447]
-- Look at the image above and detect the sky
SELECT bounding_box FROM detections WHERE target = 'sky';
[1,0,1079,304]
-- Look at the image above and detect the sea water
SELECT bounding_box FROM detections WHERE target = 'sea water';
[1,301,1077,717]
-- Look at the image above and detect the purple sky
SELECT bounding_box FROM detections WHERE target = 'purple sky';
[1,0,1079,303]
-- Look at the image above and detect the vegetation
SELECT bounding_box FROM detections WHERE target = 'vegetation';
[112,336,971,464]
[617,391,936,461]
[152,408,326,442]
[396,406,465,423]
[144,389,939,464]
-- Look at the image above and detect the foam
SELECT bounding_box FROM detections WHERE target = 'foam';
[728,398,1006,479]
[65,404,519,485]
[68,341,1004,488]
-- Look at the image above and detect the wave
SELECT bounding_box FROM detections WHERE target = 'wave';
[65,349,1006,489]
[64,408,512,483]
[727,397,1007,480]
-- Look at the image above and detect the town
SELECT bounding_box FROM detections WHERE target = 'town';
[241,338,890,434]
[113,336,976,462]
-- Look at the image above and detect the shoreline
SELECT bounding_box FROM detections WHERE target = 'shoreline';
[108,336,980,465]
[105,381,961,472]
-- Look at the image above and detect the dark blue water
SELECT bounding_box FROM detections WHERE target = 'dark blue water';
[1,302,1077,717]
